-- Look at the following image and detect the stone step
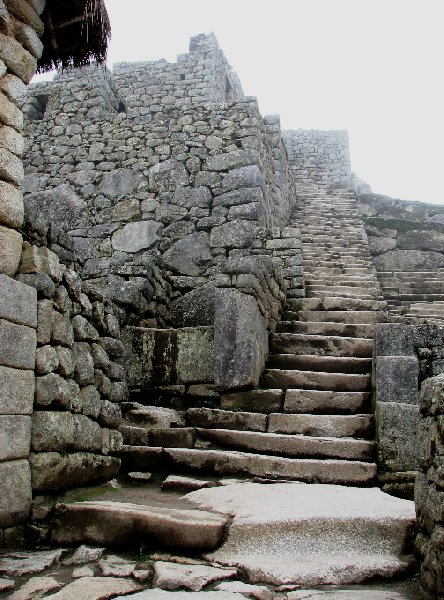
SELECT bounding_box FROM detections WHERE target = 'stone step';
[189,482,416,586]
[306,288,382,300]
[263,369,371,392]
[120,447,377,486]
[276,320,375,338]
[185,408,267,432]
[51,500,228,551]
[268,354,372,374]
[297,310,383,324]
[283,389,371,414]
[268,413,374,438]
[306,277,378,285]
[270,333,373,357]
[197,428,375,461]
[289,297,386,311]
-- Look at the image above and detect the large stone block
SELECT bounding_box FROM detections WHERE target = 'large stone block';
[73,414,103,452]
[0,74,27,105]
[0,224,22,276]
[176,326,214,384]
[0,89,23,130]
[374,323,415,357]
[0,415,31,460]
[0,180,23,228]
[210,219,259,248]
[0,124,24,156]
[375,355,419,404]
[206,149,259,171]
[221,165,265,192]
[31,411,75,452]
[99,168,139,199]
[213,186,264,208]
[214,288,268,388]
[0,365,34,414]
[0,273,37,327]
[148,158,189,192]
[0,319,36,368]
[170,284,215,327]
[172,186,211,208]
[163,232,212,276]
[0,459,32,527]
[25,184,90,233]
[34,372,72,409]
[420,373,444,416]
[376,402,419,472]
[0,146,23,185]
[3,0,44,35]
[111,221,162,253]
[30,452,120,492]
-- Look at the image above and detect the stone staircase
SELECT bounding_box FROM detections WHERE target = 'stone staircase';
[50,183,416,588]
[119,184,387,487]
[378,268,444,323]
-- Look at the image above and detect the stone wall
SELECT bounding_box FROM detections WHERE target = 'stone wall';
[358,192,444,320]
[0,0,46,537]
[282,128,351,186]
[374,323,444,499]
[23,39,298,336]
[415,371,444,598]
[359,193,444,274]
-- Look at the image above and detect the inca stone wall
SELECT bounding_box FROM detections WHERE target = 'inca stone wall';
[374,323,444,499]
[282,128,351,186]
[0,0,47,539]
[23,35,297,334]
[415,367,444,598]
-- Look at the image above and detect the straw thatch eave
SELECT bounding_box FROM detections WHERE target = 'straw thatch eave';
[37,0,110,73]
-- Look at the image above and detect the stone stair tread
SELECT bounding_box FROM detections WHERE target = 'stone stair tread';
[185,407,267,432]
[51,499,228,551]
[120,446,377,485]
[264,369,371,392]
[187,482,415,586]
[284,389,370,414]
[268,354,372,374]
[276,321,375,338]
[164,448,377,485]
[270,333,373,358]
[268,413,374,438]
[297,310,383,324]
[197,428,375,461]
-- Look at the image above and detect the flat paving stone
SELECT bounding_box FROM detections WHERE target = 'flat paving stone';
[8,576,62,600]
[0,550,65,577]
[153,560,237,591]
[0,577,14,592]
[114,592,245,599]
[186,482,416,587]
[43,577,142,600]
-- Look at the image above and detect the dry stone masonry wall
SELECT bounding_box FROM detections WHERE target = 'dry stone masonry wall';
[415,365,444,598]
[358,192,444,321]
[282,128,351,186]
[0,0,47,541]
[23,36,297,335]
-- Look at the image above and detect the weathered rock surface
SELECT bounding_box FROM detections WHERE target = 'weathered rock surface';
[0,550,65,577]
[51,500,229,552]
[152,560,237,591]
[186,482,416,586]
[8,576,62,600]
[42,577,142,600]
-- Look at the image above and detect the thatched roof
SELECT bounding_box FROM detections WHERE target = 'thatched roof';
[38,0,111,73]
